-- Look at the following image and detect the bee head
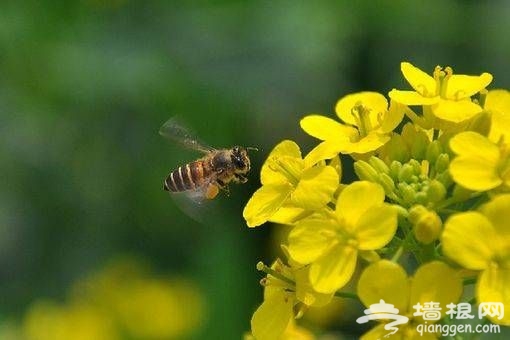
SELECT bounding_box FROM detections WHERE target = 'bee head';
[231,146,251,173]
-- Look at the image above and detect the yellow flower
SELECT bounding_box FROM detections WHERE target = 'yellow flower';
[485,89,510,143]
[442,194,510,325]
[449,131,510,192]
[286,181,397,293]
[357,260,462,340]
[243,140,339,227]
[389,62,492,123]
[250,260,331,340]
[301,92,406,156]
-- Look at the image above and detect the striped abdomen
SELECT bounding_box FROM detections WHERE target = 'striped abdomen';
[164,161,211,192]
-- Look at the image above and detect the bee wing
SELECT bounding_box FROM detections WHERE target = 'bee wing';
[159,117,216,154]
[168,180,221,224]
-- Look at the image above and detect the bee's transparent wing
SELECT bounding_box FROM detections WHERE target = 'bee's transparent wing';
[168,180,221,224]
[159,117,216,154]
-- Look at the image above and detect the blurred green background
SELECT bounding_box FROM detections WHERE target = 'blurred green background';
[1,1,509,339]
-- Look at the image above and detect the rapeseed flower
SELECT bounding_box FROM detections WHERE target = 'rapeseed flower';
[357,260,462,339]
[449,131,510,192]
[243,140,339,227]
[301,92,406,156]
[250,260,331,340]
[442,194,510,325]
[389,62,492,123]
[286,181,397,293]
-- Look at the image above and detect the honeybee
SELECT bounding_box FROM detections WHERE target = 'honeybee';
[159,118,253,200]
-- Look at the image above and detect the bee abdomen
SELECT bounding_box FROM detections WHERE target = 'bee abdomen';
[164,161,208,192]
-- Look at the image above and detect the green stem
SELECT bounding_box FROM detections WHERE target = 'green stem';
[463,277,477,286]
[256,262,294,286]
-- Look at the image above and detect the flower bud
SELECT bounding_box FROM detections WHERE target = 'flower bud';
[398,164,414,183]
[398,183,416,204]
[426,140,443,165]
[409,206,442,244]
[354,160,379,182]
[390,161,402,181]
[427,180,446,203]
[379,173,395,194]
[435,153,450,174]
[369,156,390,174]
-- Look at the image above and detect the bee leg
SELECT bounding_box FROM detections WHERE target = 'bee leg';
[235,174,248,183]
[205,183,219,199]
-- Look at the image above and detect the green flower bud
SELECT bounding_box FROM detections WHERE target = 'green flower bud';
[354,160,379,182]
[398,164,414,183]
[427,179,446,203]
[435,153,450,174]
[369,156,390,174]
[390,161,402,181]
[415,192,428,205]
[426,140,443,165]
[435,171,453,188]
[408,159,421,176]
[378,173,395,195]
[398,183,416,204]
[409,206,442,244]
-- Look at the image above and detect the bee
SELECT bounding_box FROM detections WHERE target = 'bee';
[159,118,253,200]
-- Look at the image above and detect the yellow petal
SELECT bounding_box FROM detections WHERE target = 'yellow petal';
[477,266,510,326]
[432,99,483,122]
[287,218,337,264]
[409,261,463,322]
[480,194,510,246]
[300,115,357,141]
[400,62,436,96]
[389,90,440,105]
[309,244,357,293]
[294,266,333,307]
[303,140,343,168]
[335,92,387,127]
[378,100,406,133]
[291,166,339,210]
[268,205,308,225]
[442,212,496,270]
[355,204,397,250]
[261,140,302,186]
[341,133,390,155]
[336,181,385,228]
[251,291,294,340]
[445,73,493,99]
[486,89,510,143]
[449,132,501,191]
[357,260,409,312]
[243,184,293,227]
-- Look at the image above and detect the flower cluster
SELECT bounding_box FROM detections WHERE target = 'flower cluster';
[243,62,510,339]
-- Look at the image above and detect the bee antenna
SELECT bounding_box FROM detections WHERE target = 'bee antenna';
[246,146,259,152]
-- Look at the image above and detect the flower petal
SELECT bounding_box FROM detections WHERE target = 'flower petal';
[442,212,496,270]
[389,90,440,106]
[357,260,409,313]
[251,290,294,340]
[480,194,510,245]
[409,261,463,322]
[336,181,385,228]
[303,140,343,168]
[400,62,436,96]
[445,73,493,99]
[432,99,483,122]
[294,266,333,307]
[449,132,501,191]
[335,92,387,127]
[291,166,339,210]
[486,89,510,143]
[341,133,390,155]
[309,244,357,293]
[261,140,302,186]
[243,184,293,227]
[300,115,357,141]
[378,101,406,133]
[287,218,337,264]
[477,266,510,326]
[355,204,397,250]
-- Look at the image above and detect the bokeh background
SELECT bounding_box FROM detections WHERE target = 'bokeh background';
[1,1,509,339]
